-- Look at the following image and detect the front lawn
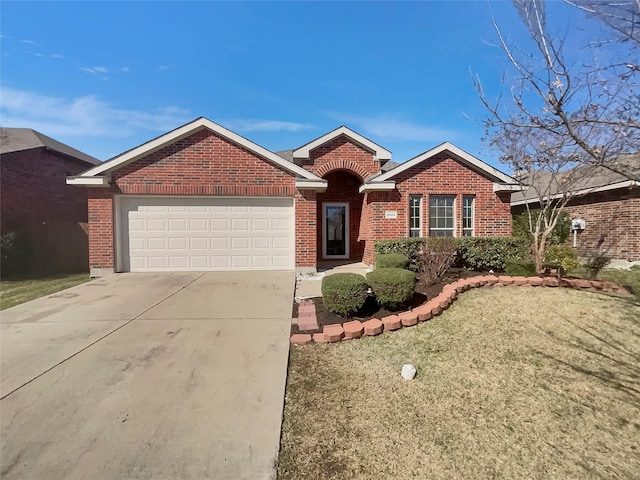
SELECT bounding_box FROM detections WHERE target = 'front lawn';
[0,273,90,310]
[279,287,640,479]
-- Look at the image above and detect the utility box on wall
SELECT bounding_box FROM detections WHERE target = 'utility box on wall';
[571,218,586,231]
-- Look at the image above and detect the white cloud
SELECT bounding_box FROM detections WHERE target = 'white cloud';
[120,66,130,72]
[80,66,108,75]
[51,54,64,59]
[32,53,43,57]
[0,87,192,138]
[21,39,36,45]
[329,112,457,143]
[226,119,314,133]
[158,65,170,71]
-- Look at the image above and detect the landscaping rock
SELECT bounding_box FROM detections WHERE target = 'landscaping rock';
[343,320,364,339]
[413,303,434,322]
[543,277,560,287]
[362,318,383,336]
[323,324,345,343]
[381,315,402,331]
[313,332,329,343]
[399,311,418,327]
[499,276,514,285]
[528,276,544,286]
[290,334,312,345]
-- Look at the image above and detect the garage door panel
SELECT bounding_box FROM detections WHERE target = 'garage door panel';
[120,196,293,272]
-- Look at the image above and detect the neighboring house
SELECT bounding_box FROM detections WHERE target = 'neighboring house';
[67,117,519,276]
[0,128,100,272]
[511,155,640,262]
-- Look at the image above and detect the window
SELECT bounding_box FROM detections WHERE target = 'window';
[462,195,474,236]
[409,195,422,237]
[429,195,455,237]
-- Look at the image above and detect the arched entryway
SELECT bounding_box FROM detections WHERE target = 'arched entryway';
[316,170,364,262]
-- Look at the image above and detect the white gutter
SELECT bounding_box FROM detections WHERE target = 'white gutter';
[493,183,525,192]
[295,179,328,192]
[66,176,111,187]
[359,181,396,193]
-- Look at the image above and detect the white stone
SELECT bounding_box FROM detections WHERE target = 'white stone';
[401,364,417,380]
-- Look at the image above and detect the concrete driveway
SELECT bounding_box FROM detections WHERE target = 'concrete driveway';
[1,271,294,480]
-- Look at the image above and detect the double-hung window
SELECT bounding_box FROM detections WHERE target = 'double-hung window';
[429,195,455,237]
[462,195,474,236]
[409,195,422,237]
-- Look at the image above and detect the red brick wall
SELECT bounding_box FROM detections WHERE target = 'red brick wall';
[306,135,380,180]
[563,190,639,261]
[1,148,90,232]
[88,189,114,270]
[360,155,512,263]
[316,171,365,261]
[87,129,314,270]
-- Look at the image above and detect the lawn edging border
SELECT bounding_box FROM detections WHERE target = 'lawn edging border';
[290,275,629,345]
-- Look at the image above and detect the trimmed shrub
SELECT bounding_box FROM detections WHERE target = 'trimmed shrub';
[376,252,409,269]
[504,261,537,277]
[0,231,31,277]
[457,237,529,272]
[512,209,571,245]
[374,237,426,272]
[583,249,610,280]
[544,245,580,276]
[419,237,458,285]
[321,273,369,316]
[366,268,416,308]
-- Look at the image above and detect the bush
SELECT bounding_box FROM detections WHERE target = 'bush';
[457,237,529,272]
[0,231,31,276]
[544,245,580,276]
[583,249,610,280]
[366,268,416,308]
[419,237,458,285]
[374,238,426,272]
[321,273,369,316]
[376,252,409,269]
[504,261,537,277]
[512,209,571,245]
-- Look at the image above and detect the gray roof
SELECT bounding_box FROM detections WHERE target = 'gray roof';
[511,153,640,204]
[0,128,100,165]
[275,149,294,162]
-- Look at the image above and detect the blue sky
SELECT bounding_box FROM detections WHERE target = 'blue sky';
[1,1,592,170]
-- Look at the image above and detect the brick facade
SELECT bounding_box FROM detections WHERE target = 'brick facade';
[1,148,90,232]
[360,155,512,263]
[84,126,514,273]
[559,190,639,262]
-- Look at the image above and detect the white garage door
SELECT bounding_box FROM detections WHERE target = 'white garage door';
[117,196,294,272]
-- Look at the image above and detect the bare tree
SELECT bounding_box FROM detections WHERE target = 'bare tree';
[474,0,640,272]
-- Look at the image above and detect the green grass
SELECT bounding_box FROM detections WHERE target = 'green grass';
[279,287,640,479]
[0,273,90,310]
[575,267,640,301]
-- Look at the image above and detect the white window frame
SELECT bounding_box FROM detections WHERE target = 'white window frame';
[462,195,475,237]
[429,195,456,237]
[409,195,422,237]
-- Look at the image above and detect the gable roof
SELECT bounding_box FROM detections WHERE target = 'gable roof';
[73,117,323,182]
[292,126,392,163]
[0,127,100,165]
[373,142,516,185]
[511,154,640,206]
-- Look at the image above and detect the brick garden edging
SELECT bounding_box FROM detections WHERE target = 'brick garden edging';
[290,275,629,345]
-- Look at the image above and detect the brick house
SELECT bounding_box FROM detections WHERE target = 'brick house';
[511,157,640,263]
[68,117,519,276]
[1,128,100,272]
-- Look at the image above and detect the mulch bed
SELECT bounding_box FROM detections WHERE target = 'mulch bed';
[291,268,485,334]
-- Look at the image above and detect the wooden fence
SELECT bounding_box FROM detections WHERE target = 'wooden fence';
[19,220,89,273]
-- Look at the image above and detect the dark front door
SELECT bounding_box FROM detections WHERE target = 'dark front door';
[323,203,349,259]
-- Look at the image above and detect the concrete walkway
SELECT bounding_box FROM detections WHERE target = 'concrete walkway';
[1,271,294,480]
[295,261,372,299]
